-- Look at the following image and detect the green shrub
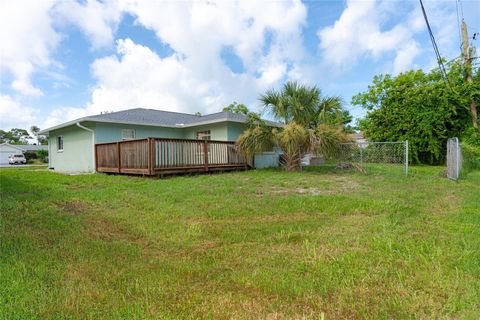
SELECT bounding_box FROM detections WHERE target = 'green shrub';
[461,128,480,173]
[37,149,48,163]
[24,151,37,161]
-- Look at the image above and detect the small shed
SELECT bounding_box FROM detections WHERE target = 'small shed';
[0,143,24,164]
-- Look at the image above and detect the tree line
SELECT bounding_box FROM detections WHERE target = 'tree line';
[232,57,478,169]
[0,126,47,145]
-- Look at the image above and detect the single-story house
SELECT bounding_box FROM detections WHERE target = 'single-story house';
[39,108,281,174]
[0,143,48,165]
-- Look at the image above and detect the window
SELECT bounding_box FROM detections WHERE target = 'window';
[57,136,63,151]
[122,129,135,140]
[196,130,211,140]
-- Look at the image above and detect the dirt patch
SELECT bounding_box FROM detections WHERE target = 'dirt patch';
[252,177,360,197]
[192,240,222,253]
[84,215,147,247]
[271,187,327,196]
[56,199,91,215]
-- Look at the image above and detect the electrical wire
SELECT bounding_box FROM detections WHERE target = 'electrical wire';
[418,0,451,86]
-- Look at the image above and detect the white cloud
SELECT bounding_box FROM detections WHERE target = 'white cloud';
[0,0,123,98]
[0,94,37,129]
[317,0,424,74]
[0,0,60,96]
[54,0,123,50]
[43,38,265,126]
[316,0,463,75]
[42,0,310,126]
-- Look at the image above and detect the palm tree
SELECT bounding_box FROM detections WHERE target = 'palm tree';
[260,81,346,129]
[238,82,351,171]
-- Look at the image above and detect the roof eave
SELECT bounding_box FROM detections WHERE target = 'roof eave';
[38,115,283,134]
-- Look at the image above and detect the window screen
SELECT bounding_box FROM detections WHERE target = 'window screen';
[57,136,63,151]
[196,130,211,140]
[122,129,135,140]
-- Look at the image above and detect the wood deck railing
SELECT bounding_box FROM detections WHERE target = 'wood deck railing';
[95,137,249,175]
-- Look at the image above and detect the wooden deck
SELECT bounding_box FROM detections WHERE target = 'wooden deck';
[95,137,250,176]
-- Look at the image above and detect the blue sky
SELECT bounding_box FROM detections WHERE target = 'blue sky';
[0,0,479,131]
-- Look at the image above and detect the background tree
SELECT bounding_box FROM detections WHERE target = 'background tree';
[353,58,479,164]
[0,128,31,144]
[222,102,249,115]
[260,81,352,130]
[238,82,350,171]
[30,125,47,145]
[0,130,8,144]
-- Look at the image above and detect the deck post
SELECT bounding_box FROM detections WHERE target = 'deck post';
[117,141,121,173]
[148,138,154,175]
[203,140,209,172]
[94,144,98,172]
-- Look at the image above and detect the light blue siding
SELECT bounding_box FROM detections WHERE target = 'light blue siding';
[95,123,184,143]
[183,122,228,140]
[227,122,246,141]
[254,151,280,169]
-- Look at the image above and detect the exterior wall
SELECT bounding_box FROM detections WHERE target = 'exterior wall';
[49,123,95,173]
[254,152,279,169]
[47,120,261,173]
[226,122,246,141]
[96,121,244,143]
[95,122,183,143]
[183,122,229,140]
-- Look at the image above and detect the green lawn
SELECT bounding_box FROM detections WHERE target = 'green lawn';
[1,166,479,319]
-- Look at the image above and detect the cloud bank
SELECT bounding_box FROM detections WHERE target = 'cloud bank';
[0,0,467,129]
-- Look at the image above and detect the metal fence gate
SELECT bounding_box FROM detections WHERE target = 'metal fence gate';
[447,137,462,180]
[334,141,409,176]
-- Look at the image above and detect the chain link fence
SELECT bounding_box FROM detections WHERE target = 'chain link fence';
[331,141,409,176]
[446,137,462,180]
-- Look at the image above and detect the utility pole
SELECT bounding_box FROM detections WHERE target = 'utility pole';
[461,21,478,128]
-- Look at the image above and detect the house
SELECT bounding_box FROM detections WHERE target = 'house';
[0,143,48,165]
[349,132,366,144]
[39,108,280,174]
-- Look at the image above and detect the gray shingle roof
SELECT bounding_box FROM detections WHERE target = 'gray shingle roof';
[88,108,259,126]
[0,143,48,152]
[20,145,49,151]
[39,108,282,134]
[89,108,201,126]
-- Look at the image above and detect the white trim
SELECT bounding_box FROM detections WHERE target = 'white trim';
[48,140,51,168]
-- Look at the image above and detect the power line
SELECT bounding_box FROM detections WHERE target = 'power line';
[418,0,450,85]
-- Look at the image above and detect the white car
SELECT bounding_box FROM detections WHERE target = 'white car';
[9,154,27,165]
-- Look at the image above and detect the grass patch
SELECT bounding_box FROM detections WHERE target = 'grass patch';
[1,166,479,319]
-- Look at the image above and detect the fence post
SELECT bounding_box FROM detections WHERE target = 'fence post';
[405,140,408,176]
[456,137,460,179]
[360,146,363,165]
[203,140,209,172]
